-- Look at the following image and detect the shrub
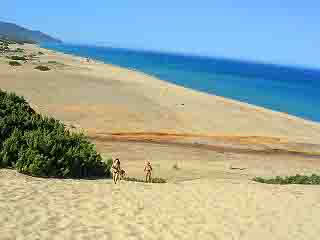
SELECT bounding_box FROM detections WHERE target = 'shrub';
[253,174,320,185]
[9,61,22,66]
[0,89,110,178]
[151,177,167,183]
[15,48,24,53]
[47,61,65,66]
[10,56,27,61]
[34,65,50,71]
[38,51,44,55]
[48,61,63,65]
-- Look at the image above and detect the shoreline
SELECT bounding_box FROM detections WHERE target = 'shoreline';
[40,43,320,128]
[2,43,320,147]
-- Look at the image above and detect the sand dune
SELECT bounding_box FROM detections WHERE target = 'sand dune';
[2,44,320,145]
[2,159,320,240]
[1,44,320,240]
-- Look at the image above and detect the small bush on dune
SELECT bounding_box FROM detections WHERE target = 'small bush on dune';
[47,61,65,66]
[34,65,50,71]
[151,177,167,183]
[48,61,64,65]
[0,46,9,51]
[253,174,320,185]
[38,51,44,55]
[8,61,22,66]
[10,56,27,61]
[0,89,110,178]
[14,48,24,53]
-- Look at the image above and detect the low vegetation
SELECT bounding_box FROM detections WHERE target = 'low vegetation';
[34,65,51,71]
[8,61,22,66]
[13,48,24,53]
[253,174,320,185]
[0,89,110,178]
[0,38,16,45]
[47,61,65,66]
[10,55,27,61]
[106,159,113,172]
[0,37,35,45]
[0,44,10,52]
[48,60,62,64]
[124,177,167,183]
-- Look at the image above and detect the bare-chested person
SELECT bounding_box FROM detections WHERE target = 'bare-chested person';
[111,158,121,184]
[144,160,153,183]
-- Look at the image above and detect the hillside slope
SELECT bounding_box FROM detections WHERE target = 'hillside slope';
[0,21,62,43]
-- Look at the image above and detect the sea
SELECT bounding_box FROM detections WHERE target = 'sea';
[41,42,320,123]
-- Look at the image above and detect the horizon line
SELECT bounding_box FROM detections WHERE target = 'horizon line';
[48,40,320,72]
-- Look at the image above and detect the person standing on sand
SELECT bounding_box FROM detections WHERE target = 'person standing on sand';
[111,158,121,184]
[144,160,153,183]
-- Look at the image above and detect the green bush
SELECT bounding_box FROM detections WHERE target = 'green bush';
[38,51,44,55]
[253,174,320,185]
[34,65,50,71]
[47,61,63,65]
[14,48,24,53]
[106,158,113,172]
[0,89,110,178]
[8,61,22,66]
[10,56,27,61]
[47,61,65,66]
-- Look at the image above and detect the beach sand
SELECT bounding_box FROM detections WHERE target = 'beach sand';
[1,44,320,239]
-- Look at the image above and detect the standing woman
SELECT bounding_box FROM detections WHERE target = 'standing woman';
[144,160,153,183]
[112,158,121,184]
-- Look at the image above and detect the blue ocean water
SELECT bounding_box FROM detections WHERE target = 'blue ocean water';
[41,42,320,122]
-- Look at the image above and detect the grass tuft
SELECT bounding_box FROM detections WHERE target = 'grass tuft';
[15,48,24,53]
[47,61,64,66]
[124,177,167,183]
[10,56,27,61]
[253,174,320,185]
[9,61,22,66]
[34,65,50,71]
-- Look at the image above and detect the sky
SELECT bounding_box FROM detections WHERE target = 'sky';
[2,1,320,69]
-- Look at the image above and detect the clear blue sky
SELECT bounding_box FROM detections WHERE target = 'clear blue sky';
[3,1,320,68]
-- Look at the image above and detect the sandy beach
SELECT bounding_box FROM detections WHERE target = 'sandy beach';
[1,44,320,240]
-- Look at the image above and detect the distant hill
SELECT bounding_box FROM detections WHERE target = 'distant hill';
[0,21,62,44]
